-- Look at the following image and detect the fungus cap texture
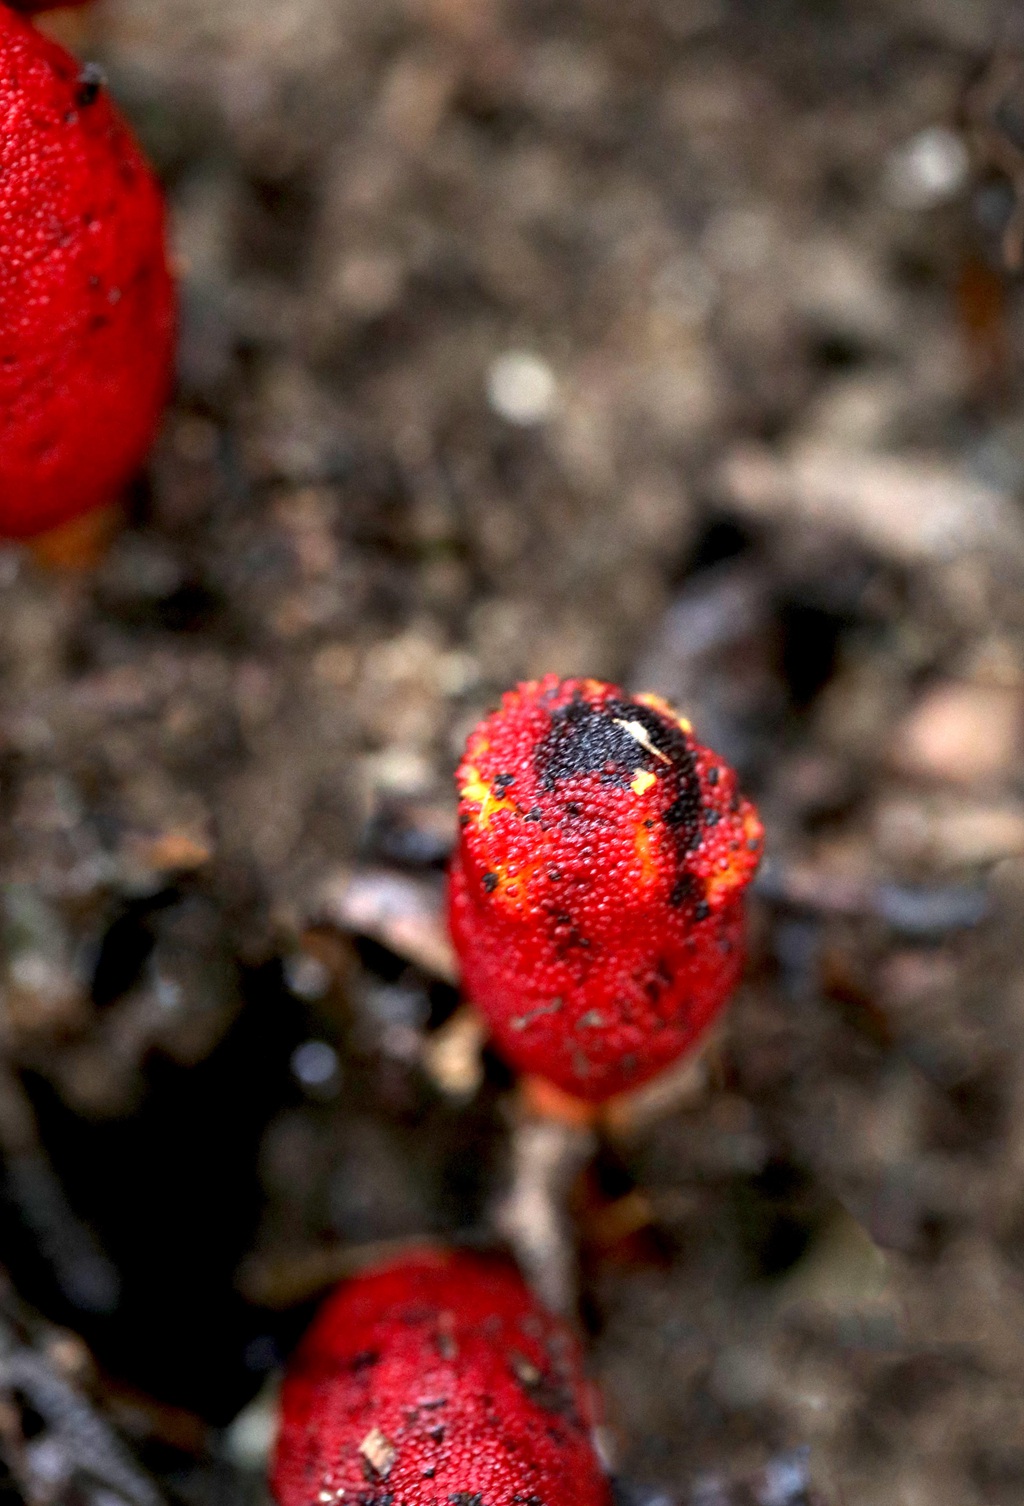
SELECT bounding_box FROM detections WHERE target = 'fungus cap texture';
[271,1250,610,1506]
[449,676,763,1101]
[0,7,173,537]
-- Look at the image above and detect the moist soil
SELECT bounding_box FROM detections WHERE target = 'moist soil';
[3,1,1024,1504]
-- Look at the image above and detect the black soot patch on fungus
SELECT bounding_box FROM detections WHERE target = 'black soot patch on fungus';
[535,689,708,908]
[537,694,693,790]
[75,63,106,108]
[507,1352,579,1422]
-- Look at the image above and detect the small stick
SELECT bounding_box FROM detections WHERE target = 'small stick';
[0,1284,162,1506]
[493,1096,596,1318]
[0,1063,120,1315]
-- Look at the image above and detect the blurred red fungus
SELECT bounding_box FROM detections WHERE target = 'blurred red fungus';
[449,676,763,1101]
[0,6,174,538]
[272,1250,611,1506]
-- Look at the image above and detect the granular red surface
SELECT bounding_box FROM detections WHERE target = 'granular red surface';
[0,6,173,537]
[271,1250,611,1506]
[449,677,763,1101]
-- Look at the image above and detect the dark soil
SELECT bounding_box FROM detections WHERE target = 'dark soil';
[3,1,1024,1504]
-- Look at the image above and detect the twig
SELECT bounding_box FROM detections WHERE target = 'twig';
[493,1110,596,1318]
[0,1285,162,1506]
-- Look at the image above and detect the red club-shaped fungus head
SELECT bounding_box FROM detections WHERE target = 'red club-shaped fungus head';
[271,1250,611,1506]
[448,676,763,1101]
[0,7,174,538]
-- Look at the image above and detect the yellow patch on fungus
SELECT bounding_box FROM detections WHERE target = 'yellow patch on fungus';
[485,853,549,913]
[459,766,491,805]
[633,820,660,887]
[704,864,744,907]
[630,768,658,796]
[634,691,692,737]
[459,765,516,829]
[703,806,763,907]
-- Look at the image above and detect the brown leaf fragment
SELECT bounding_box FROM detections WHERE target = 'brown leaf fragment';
[359,1426,397,1479]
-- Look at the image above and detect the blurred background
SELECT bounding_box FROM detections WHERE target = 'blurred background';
[3,0,1024,1502]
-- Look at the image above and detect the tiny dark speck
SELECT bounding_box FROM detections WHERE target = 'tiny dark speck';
[494,772,515,793]
[707,767,720,785]
[665,792,700,830]
[482,872,498,893]
[695,901,711,921]
[75,62,105,108]
[705,809,720,826]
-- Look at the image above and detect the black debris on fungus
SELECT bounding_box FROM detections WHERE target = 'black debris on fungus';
[75,63,106,108]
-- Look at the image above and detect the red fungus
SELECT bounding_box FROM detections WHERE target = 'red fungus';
[449,676,763,1102]
[271,1250,611,1506]
[0,7,174,538]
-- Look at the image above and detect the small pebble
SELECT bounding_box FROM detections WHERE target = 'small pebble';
[290,1040,341,1094]
[755,1447,812,1506]
[222,1379,281,1470]
[890,680,1023,786]
[486,351,558,425]
[284,951,332,1000]
[882,126,968,210]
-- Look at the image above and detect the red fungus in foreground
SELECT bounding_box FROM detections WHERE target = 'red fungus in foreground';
[0,7,174,538]
[272,1251,610,1506]
[449,676,763,1102]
